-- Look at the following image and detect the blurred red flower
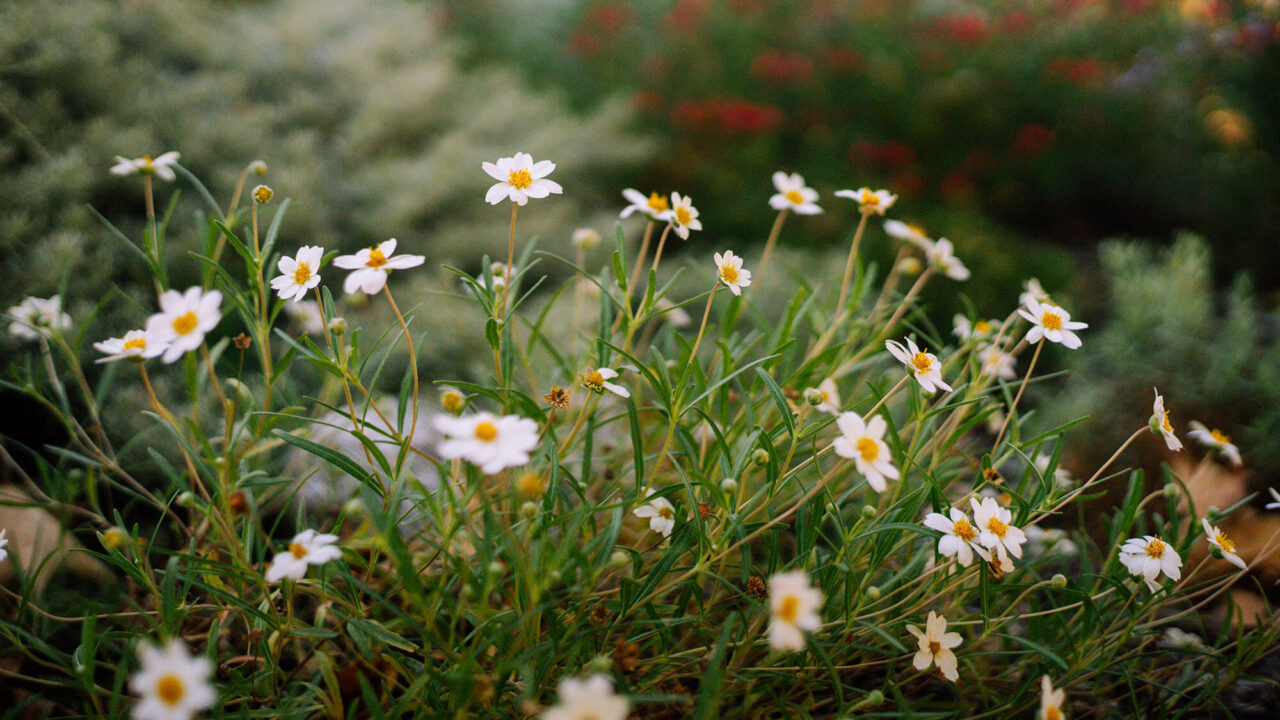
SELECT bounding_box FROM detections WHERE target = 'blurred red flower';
[750,50,815,85]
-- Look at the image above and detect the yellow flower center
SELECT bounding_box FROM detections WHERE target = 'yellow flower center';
[1045,707,1062,720]
[123,337,147,351]
[646,192,669,213]
[908,223,926,236]
[366,247,387,268]
[1161,412,1174,435]
[986,516,1007,538]
[911,351,932,374]
[1146,537,1166,559]
[507,168,533,190]
[856,437,879,462]
[289,542,308,559]
[1215,531,1236,555]
[952,518,976,541]
[474,421,498,442]
[721,264,739,284]
[974,320,991,334]
[293,262,312,285]
[675,206,692,226]
[777,595,799,623]
[1210,428,1230,444]
[659,506,674,520]
[785,189,805,205]
[862,192,879,206]
[155,674,185,706]
[1041,311,1063,331]
[582,370,605,392]
[171,312,198,336]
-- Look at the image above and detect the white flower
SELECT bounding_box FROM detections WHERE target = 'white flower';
[129,640,216,720]
[434,412,540,474]
[1202,518,1247,570]
[265,529,342,583]
[905,611,962,682]
[1018,297,1087,349]
[831,411,899,493]
[483,152,562,206]
[619,189,670,220]
[970,496,1027,573]
[654,298,692,327]
[768,570,823,651]
[835,187,896,215]
[541,675,629,720]
[270,245,325,302]
[1038,676,1066,720]
[714,250,751,295]
[923,507,990,567]
[769,172,823,215]
[1118,535,1183,592]
[633,490,676,538]
[7,295,72,339]
[1151,390,1183,452]
[664,191,703,239]
[571,227,602,250]
[952,315,996,342]
[94,329,168,364]
[977,344,1017,381]
[1161,627,1207,651]
[111,151,181,182]
[925,238,970,281]
[0,528,7,563]
[810,378,840,414]
[1020,278,1051,307]
[1187,421,1241,466]
[1024,525,1078,556]
[283,300,325,334]
[145,287,222,364]
[1033,454,1074,488]
[580,367,630,398]
[1267,487,1280,511]
[332,238,425,295]
[885,338,952,395]
[883,219,934,251]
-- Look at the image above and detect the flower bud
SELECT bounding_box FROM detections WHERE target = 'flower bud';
[440,388,466,414]
[804,387,825,407]
[343,498,366,518]
[1051,573,1068,589]
[252,185,273,205]
[751,448,770,466]
[572,227,602,250]
[719,477,738,493]
[249,160,268,175]
[1163,483,1180,500]
[863,690,884,706]
[101,527,129,551]
[176,491,196,507]
[487,560,506,577]
[520,501,538,519]
[861,504,877,519]
[897,256,923,276]
[549,569,562,584]
[585,654,613,673]
[516,472,547,498]
[228,489,249,514]
[609,550,629,568]
[327,317,347,336]
[864,586,881,601]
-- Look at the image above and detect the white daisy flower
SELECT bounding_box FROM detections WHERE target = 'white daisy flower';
[129,640,216,720]
[952,314,995,342]
[145,287,222,364]
[270,245,325,302]
[977,344,1017,381]
[1266,487,1280,510]
[1187,421,1242,466]
[541,675,629,720]
[1019,277,1051,307]
[619,189,670,220]
[1018,297,1087,349]
[905,611,962,682]
[482,152,562,206]
[1033,454,1075,488]
[0,528,7,563]
[110,151,181,182]
[664,191,703,239]
[769,172,823,215]
[835,187,896,215]
[283,300,325,334]
[1038,676,1066,720]
[970,496,1027,574]
[768,569,823,652]
[714,250,751,295]
[810,378,840,415]
[265,529,342,583]
[580,367,630,398]
[1150,389,1183,452]
[94,329,168,364]
[7,295,72,340]
[831,411,900,493]
[654,298,692,327]
[332,238,425,295]
[434,412,540,474]
[883,219,934,251]
[925,238,970,281]
[633,490,676,538]
[885,338,952,395]
[1119,535,1182,592]
[1201,518,1247,570]
[922,507,991,567]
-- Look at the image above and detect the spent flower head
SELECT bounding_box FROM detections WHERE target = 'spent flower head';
[768,570,823,652]
[8,295,72,340]
[145,287,222,364]
[906,611,962,682]
[265,529,342,583]
[434,412,539,474]
[1018,297,1086,349]
[332,239,425,295]
[769,172,822,215]
[111,151,180,182]
[129,640,216,720]
[483,152,562,206]
[94,329,168,364]
[271,245,324,302]
[714,250,751,295]
[885,338,952,394]
[832,412,899,492]
[1187,421,1241,466]
[835,187,896,215]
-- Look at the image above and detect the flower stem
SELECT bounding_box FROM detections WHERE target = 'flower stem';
[626,220,655,303]
[686,283,719,367]
[992,338,1044,449]
[649,223,674,274]
[499,201,519,322]
[834,212,871,315]
[755,208,790,280]
[383,285,419,453]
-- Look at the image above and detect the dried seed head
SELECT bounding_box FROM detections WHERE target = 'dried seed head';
[233,333,252,350]
[746,576,768,598]
[544,385,570,409]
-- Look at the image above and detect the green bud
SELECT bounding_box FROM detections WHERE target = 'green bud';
[327,317,347,336]
[804,387,825,407]
[861,504,878,519]
[487,560,505,577]
[343,498,366,518]
[865,586,881,601]
[863,689,884,706]
[101,527,129,551]
[751,448,770,466]
[720,478,738,493]
[176,491,196,507]
[249,160,268,175]
[1051,573,1068,589]
[609,550,629,568]
[1163,483,1179,499]
[549,570,562,583]
[520,501,538,519]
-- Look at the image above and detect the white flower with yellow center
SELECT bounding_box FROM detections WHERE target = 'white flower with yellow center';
[809,378,840,415]
[714,250,751,295]
[283,300,325,334]
[1038,676,1066,720]
[0,528,8,563]
[1201,518,1246,570]
[7,295,72,340]
[1187,421,1241,466]
[831,411,899,492]
[769,172,823,215]
[905,611,962,682]
[883,219,935,251]
[145,287,222,364]
[541,675,630,720]
[925,238,970,281]
[265,529,342,583]
[1020,277,1051,307]
[952,314,996,342]
[434,412,540,474]
[633,490,676,538]
[1119,535,1182,592]
[482,152,562,206]
[664,191,703,239]
[580,367,630,398]
[768,569,823,652]
[977,344,1017,381]
[270,245,325,302]
[94,329,168,364]
[1150,390,1183,452]
[1018,297,1086,349]
[129,640,216,720]
[970,496,1027,573]
[835,187,896,215]
[885,338,952,395]
[923,508,991,567]
[111,151,180,182]
[332,238,425,295]
[619,188,670,220]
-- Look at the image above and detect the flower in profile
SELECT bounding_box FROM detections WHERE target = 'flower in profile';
[619,189,670,220]
[270,245,325,302]
[7,295,72,340]
[482,152,562,206]
[952,314,995,342]
[1018,297,1086,349]
[1267,487,1280,510]
[283,300,325,334]
[1019,278,1051,307]
[111,151,181,182]
[1187,421,1241,466]
[332,239,425,295]
[94,329,168,364]
[883,219,934,251]
[885,338,952,394]
[835,187,896,215]
[1150,390,1183,452]
[808,378,840,414]
[434,412,540,474]
[923,507,990,567]
[1119,535,1182,592]
[714,250,751,295]
[580,367,630,398]
[1201,518,1246,570]
[1038,676,1066,720]
[665,192,703,239]
[265,529,342,583]
[977,344,1017,381]
[0,528,7,563]
[970,496,1027,573]
[769,172,823,215]
[832,411,899,492]
[541,675,629,720]
[129,640,216,720]
[633,490,676,538]
[905,611,962,682]
[768,570,823,651]
[145,287,222,364]
[925,238,970,281]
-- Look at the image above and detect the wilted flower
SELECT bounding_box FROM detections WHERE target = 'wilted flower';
[1150,390,1183,452]
[1038,676,1066,720]
[1201,518,1246,570]
[977,344,1017,381]
[332,239,425,295]
[925,238,970,281]
[483,152,562,206]
[1119,535,1182,592]
[633,490,676,538]
[541,675,629,720]
[129,640,216,720]
[714,250,751,295]
[544,386,570,409]
[906,611,962,682]
[832,412,899,492]
[271,245,324,302]
[971,496,1027,573]
[7,295,72,340]
[145,288,222,363]
[1018,297,1086,349]
[923,508,990,567]
[769,172,822,215]
[885,338,952,394]
[94,329,168,364]
[581,367,630,398]
[619,189,670,220]
[434,412,540,474]
[665,192,703,239]
[111,151,180,182]
[883,219,934,251]
[768,570,823,651]
[835,187,896,215]
[1187,422,1241,466]
[265,530,342,583]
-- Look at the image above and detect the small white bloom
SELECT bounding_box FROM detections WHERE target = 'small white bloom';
[0,528,7,563]
[434,412,540,474]
[835,186,896,215]
[1266,487,1280,511]
[1151,389,1183,452]
[619,189,670,220]
[283,300,325,334]
[482,152,562,206]
[831,411,899,492]
[885,338,952,394]
[1038,676,1066,720]
[571,227,602,250]
[1201,518,1247,570]
[1119,535,1183,592]
[270,245,325,302]
[94,329,168,364]
[923,507,990,567]
[883,219,934,251]
[664,191,703,239]
[769,172,823,215]
[977,344,1017,381]
[633,490,676,538]
[714,250,751,295]
[265,529,342,583]
[926,238,970,281]
[581,367,630,399]
[1024,524,1078,556]
[1187,421,1241,466]
[1018,297,1087,349]
[1033,454,1075,489]
[7,295,72,340]
[111,151,181,182]
[952,315,996,342]
[768,569,823,652]
[1161,627,1207,651]
[970,496,1027,573]
[810,378,840,415]
[1020,277,1051,307]
[145,287,222,364]
[905,611,962,682]
[129,640,216,720]
[541,675,629,720]
[332,238,425,295]
[654,298,692,327]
